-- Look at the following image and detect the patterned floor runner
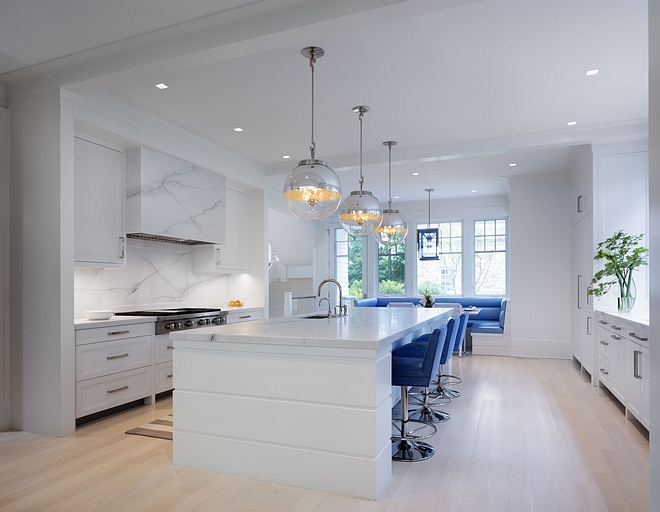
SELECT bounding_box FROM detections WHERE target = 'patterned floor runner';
[125,414,173,440]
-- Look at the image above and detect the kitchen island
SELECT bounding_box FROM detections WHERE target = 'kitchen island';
[170,306,452,500]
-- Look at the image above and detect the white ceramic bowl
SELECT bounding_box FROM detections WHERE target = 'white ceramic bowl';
[85,310,114,320]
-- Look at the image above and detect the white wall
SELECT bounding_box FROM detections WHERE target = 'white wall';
[508,172,572,358]
[648,0,660,507]
[0,106,10,431]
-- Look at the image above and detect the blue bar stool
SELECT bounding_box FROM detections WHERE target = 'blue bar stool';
[391,325,448,461]
[395,317,458,423]
[437,312,469,398]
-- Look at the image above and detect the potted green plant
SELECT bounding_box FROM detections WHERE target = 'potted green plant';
[588,231,648,312]
[418,282,437,308]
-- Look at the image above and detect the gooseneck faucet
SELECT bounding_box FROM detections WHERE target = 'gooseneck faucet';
[317,278,346,317]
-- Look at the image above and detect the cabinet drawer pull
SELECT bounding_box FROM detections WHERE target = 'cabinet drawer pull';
[600,340,609,346]
[598,320,608,325]
[238,315,251,320]
[577,194,583,213]
[108,330,130,336]
[610,334,621,341]
[167,374,173,378]
[611,325,622,331]
[107,385,129,394]
[107,353,129,360]
[167,345,174,350]
[633,350,642,379]
[629,333,648,342]
[599,368,609,375]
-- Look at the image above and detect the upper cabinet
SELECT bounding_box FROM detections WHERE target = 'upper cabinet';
[74,136,125,268]
[572,162,593,226]
[193,188,247,273]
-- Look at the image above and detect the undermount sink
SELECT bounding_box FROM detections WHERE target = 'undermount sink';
[301,313,335,319]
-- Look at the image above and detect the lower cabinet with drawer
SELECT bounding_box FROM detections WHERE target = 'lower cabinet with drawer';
[595,311,649,430]
[226,308,263,324]
[74,321,155,419]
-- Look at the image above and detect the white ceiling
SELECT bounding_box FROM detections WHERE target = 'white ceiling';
[0,0,649,203]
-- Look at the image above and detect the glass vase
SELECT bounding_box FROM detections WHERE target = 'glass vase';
[617,278,636,313]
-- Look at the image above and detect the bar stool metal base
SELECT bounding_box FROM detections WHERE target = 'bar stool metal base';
[409,404,450,423]
[392,438,435,461]
[391,417,437,440]
[441,374,462,386]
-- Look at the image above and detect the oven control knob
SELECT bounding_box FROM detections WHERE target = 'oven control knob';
[197,319,207,326]
[212,317,222,325]
[185,320,193,327]
[173,322,181,329]
[165,323,173,330]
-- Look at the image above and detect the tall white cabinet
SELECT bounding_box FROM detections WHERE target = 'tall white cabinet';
[74,136,125,268]
[571,158,594,376]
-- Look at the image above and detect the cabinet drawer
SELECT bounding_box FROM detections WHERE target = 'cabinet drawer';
[598,331,613,359]
[155,334,175,364]
[227,310,262,324]
[598,354,611,387]
[76,367,152,418]
[155,363,174,394]
[75,322,153,345]
[76,335,152,381]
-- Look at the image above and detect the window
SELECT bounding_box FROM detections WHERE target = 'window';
[378,240,405,295]
[416,222,462,295]
[334,228,363,299]
[474,219,507,295]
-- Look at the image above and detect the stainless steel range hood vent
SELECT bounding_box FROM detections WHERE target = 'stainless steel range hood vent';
[126,148,226,245]
[126,233,213,245]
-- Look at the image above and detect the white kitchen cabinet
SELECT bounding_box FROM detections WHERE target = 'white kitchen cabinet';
[192,188,247,273]
[572,165,593,226]
[74,321,153,419]
[595,311,649,431]
[572,211,594,370]
[226,308,263,324]
[74,136,125,268]
[597,317,625,402]
[626,338,649,429]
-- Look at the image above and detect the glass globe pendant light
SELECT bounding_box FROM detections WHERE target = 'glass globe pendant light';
[283,47,341,222]
[339,106,383,237]
[374,141,408,246]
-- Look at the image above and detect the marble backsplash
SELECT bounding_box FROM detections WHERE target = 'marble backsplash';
[74,239,228,318]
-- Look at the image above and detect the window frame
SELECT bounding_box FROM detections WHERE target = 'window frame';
[473,218,508,296]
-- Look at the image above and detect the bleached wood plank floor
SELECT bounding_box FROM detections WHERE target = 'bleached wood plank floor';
[0,356,649,511]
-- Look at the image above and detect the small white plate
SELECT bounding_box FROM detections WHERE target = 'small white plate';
[85,310,114,320]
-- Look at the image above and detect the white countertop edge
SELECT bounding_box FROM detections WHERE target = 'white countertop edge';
[74,315,157,329]
[171,308,452,350]
[595,309,649,327]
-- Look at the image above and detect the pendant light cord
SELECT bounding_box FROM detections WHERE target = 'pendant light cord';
[358,110,364,192]
[387,144,393,209]
[309,49,317,160]
[425,188,434,228]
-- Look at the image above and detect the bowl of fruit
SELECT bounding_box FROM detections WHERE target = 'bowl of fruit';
[227,299,244,308]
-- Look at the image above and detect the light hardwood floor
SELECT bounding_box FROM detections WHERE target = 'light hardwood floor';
[0,356,649,511]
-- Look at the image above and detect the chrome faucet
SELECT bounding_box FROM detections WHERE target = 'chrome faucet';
[317,278,346,317]
[318,297,332,318]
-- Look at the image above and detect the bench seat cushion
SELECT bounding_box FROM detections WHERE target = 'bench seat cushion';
[470,320,503,334]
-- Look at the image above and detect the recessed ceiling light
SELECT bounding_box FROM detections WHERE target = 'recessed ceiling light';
[586,69,599,76]
[412,172,419,176]
[567,121,577,126]
[471,190,477,193]
[394,196,399,199]
[509,163,516,167]
[155,83,168,89]
[233,127,243,132]
[282,155,291,159]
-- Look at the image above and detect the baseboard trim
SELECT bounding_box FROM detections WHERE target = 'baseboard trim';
[510,338,573,359]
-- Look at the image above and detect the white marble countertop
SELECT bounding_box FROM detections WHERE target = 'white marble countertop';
[170,307,452,350]
[74,315,156,329]
[595,308,649,326]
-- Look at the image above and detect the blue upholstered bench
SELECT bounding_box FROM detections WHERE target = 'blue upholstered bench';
[353,296,506,335]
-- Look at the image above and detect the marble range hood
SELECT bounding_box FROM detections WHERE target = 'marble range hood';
[126,148,226,245]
